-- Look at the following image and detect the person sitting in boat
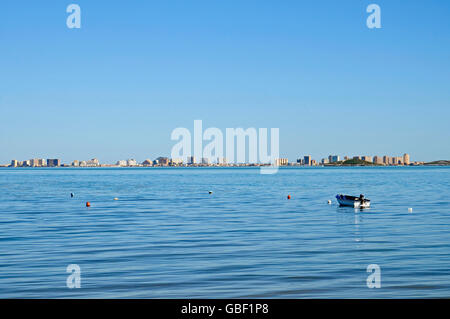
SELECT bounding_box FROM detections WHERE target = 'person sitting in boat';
[359,194,365,202]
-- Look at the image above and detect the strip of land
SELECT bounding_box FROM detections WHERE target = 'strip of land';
[325,159,450,167]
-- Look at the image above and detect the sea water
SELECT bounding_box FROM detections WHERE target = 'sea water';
[0,167,449,298]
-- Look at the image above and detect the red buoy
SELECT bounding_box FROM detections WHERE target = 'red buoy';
[86,202,91,207]
[287,195,291,200]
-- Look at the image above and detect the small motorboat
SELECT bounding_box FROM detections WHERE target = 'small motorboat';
[336,194,370,208]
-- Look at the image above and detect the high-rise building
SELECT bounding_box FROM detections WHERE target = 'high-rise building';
[217,157,227,165]
[353,156,361,160]
[201,157,210,165]
[383,156,390,165]
[127,159,138,166]
[303,155,312,166]
[47,159,60,167]
[188,156,196,165]
[30,158,45,167]
[116,160,127,167]
[321,158,329,164]
[362,156,372,163]
[328,155,340,163]
[10,160,18,167]
[333,155,339,162]
[373,156,383,165]
[275,158,288,166]
[30,159,38,167]
[72,160,79,167]
[156,157,169,166]
[403,153,410,165]
[86,158,100,167]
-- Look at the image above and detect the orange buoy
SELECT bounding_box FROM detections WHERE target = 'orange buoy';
[86,202,91,207]
[287,195,291,200]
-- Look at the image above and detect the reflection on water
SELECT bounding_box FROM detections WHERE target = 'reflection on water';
[354,213,362,243]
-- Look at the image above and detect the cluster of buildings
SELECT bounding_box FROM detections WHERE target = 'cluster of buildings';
[5,153,422,168]
[71,159,100,167]
[8,158,101,168]
[292,153,419,166]
[9,158,61,167]
[116,157,229,167]
[7,157,230,168]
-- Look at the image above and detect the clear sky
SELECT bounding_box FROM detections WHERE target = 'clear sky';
[1,0,449,164]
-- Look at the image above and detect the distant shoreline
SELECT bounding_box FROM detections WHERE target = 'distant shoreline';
[2,160,450,168]
[5,156,448,168]
[1,164,449,169]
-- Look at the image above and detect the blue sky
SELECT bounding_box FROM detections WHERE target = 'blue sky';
[1,0,449,163]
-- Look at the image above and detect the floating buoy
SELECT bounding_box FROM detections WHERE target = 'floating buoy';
[70,193,74,198]
[327,200,332,204]
[287,195,291,200]
[86,202,91,207]
[209,191,213,194]
[113,198,119,201]
[408,208,413,213]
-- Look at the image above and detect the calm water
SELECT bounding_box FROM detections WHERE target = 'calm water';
[0,167,449,298]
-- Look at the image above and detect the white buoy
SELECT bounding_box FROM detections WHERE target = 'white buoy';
[327,200,332,204]
[408,207,413,213]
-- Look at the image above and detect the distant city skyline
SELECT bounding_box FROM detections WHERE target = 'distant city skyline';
[1,1,449,163]
[4,153,427,168]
